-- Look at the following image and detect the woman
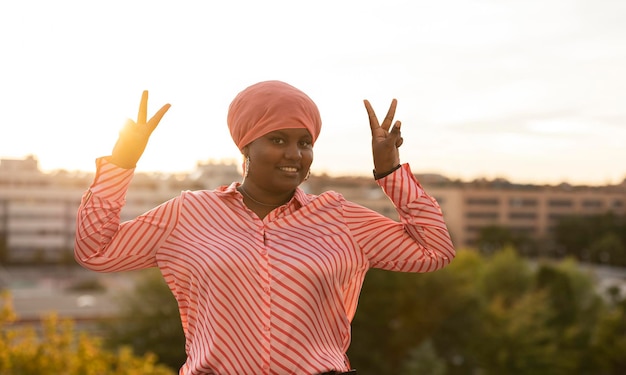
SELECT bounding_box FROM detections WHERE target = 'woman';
[75,81,455,375]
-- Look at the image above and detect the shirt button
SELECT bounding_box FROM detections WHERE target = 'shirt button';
[260,249,267,256]
[263,286,270,293]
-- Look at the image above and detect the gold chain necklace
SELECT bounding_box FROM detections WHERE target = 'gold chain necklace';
[238,185,288,207]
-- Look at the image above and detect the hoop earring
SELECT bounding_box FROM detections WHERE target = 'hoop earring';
[244,156,250,178]
[304,170,311,181]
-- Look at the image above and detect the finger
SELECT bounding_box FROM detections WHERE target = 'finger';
[391,120,402,132]
[119,118,136,134]
[389,121,404,148]
[137,90,149,125]
[381,99,398,132]
[390,120,402,146]
[146,103,171,133]
[363,99,380,134]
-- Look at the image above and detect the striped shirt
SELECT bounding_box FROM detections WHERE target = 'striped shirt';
[75,158,455,375]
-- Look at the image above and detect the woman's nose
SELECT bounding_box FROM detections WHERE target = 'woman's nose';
[284,142,302,160]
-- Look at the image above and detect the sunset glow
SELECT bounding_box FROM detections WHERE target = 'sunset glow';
[1,0,625,185]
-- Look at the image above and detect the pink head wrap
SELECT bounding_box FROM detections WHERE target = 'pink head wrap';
[227,80,322,152]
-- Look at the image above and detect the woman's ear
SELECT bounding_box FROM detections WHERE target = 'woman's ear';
[241,148,250,178]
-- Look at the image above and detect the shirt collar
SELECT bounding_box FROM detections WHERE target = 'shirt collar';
[218,182,311,208]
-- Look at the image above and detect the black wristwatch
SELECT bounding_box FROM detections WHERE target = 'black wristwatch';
[373,164,401,180]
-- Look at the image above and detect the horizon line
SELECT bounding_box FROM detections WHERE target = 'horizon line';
[2,154,625,188]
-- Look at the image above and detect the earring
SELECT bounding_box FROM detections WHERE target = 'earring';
[304,170,311,181]
[244,156,250,178]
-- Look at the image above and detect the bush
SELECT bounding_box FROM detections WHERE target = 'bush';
[0,290,175,375]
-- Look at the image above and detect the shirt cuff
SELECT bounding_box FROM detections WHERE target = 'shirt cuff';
[87,156,136,202]
[375,163,422,207]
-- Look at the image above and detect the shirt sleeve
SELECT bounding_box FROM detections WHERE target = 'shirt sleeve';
[74,157,179,272]
[344,163,455,272]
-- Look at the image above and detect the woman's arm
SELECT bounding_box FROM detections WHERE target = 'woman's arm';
[74,91,173,272]
[74,158,180,272]
[345,99,455,272]
[344,163,455,273]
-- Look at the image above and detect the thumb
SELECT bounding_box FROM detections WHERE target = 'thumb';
[119,118,137,134]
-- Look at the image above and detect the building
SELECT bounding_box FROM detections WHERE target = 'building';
[1,156,625,263]
[0,156,241,263]
[427,179,626,249]
[306,174,626,250]
[0,156,91,263]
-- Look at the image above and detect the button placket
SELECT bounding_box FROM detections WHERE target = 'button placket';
[258,226,272,373]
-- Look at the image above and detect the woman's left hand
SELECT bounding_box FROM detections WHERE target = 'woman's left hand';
[364,99,403,174]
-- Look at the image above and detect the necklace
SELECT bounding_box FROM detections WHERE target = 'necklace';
[238,185,288,207]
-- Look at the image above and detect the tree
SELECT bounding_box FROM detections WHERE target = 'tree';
[0,234,8,264]
[100,268,187,371]
[476,225,517,254]
[552,213,626,266]
[479,247,533,307]
[402,339,447,375]
[0,290,174,375]
[476,289,567,374]
[589,233,626,265]
[591,299,626,374]
[349,250,485,375]
[476,226,535,257]
[71,248,626,374]
[349,248,620,375]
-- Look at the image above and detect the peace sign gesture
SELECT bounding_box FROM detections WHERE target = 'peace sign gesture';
[110,91,171,169]
[364,99,403,176]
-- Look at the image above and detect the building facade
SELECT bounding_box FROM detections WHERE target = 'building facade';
[303,174,626,251]
[1,156,625,262]
[427,182,626,249]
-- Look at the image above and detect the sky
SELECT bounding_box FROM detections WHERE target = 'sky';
[1,0,625,186]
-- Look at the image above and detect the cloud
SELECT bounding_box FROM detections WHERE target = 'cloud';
[447,110,578,134]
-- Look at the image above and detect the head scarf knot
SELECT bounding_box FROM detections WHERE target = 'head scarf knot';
[227,80,322,152]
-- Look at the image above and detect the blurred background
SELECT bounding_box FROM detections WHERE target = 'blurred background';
[1,0,625,184]
[1,1,625,374]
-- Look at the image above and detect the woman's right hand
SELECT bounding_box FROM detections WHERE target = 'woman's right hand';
[364,99,402,176]
[110,90,171,169]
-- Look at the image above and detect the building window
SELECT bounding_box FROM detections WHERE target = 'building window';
[466,198,499,206]
[466,212,499,219]
[510,226,536,235]
[509,198,538,207]
[582,199,603,208]
[548,213,571,221]
[509,212,537,220]
[548,199,573,207]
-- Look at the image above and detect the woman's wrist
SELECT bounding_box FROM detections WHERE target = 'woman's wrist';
[373,164,401,180]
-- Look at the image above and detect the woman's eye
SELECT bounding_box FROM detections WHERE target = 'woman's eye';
[271,138,284,144]
[300,140,313,148]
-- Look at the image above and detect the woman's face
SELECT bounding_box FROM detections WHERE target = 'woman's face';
[244,128,314,194]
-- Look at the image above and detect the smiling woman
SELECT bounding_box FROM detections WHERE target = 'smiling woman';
[226,81,321,218]
[73,80,456,375]
[239,128,314,216]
